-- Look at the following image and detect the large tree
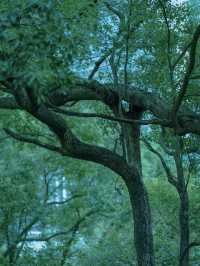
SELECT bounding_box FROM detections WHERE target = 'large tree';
[0,0,200,265]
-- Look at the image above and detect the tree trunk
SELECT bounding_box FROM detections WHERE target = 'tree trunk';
[123,110,155,266]
[127,178,155,266]
[175,137,189,266]
[179,191,189,266]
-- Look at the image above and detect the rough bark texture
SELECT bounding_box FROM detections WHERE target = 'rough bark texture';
[123,110,155,266]
[175,138,189,266]
[179,191,189,266]
[127,179,155,266]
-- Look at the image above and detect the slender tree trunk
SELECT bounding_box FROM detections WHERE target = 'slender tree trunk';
[123,110,155,266]
[175,137,189,266]
[179,191,189,266]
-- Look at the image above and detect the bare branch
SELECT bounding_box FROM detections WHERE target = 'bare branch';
[104,2,124,20]
[4,216,39,258]
[172,25,200,116]
[89,2,125,80]
[88,47,118,80]
[172,42,192,70]
[4,128,63,154]
[158,0,173,80]
[50,105,170,126]
[24,209,99,243]
[124,0,132,96]
[142,138,177,187]
[47,194,85,206]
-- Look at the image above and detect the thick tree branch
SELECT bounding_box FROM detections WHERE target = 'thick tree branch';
[4,101,134,183]
[46,80,200,135]
[2,81,200,136]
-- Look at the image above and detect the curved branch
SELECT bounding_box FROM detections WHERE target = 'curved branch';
[4,128,63,154]
[3,101,134,182]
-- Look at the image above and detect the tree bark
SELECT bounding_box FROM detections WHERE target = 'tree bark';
[179,191,189,266]
[127,178,155,266]
[175,137,189,266]
[123,110,155,266]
